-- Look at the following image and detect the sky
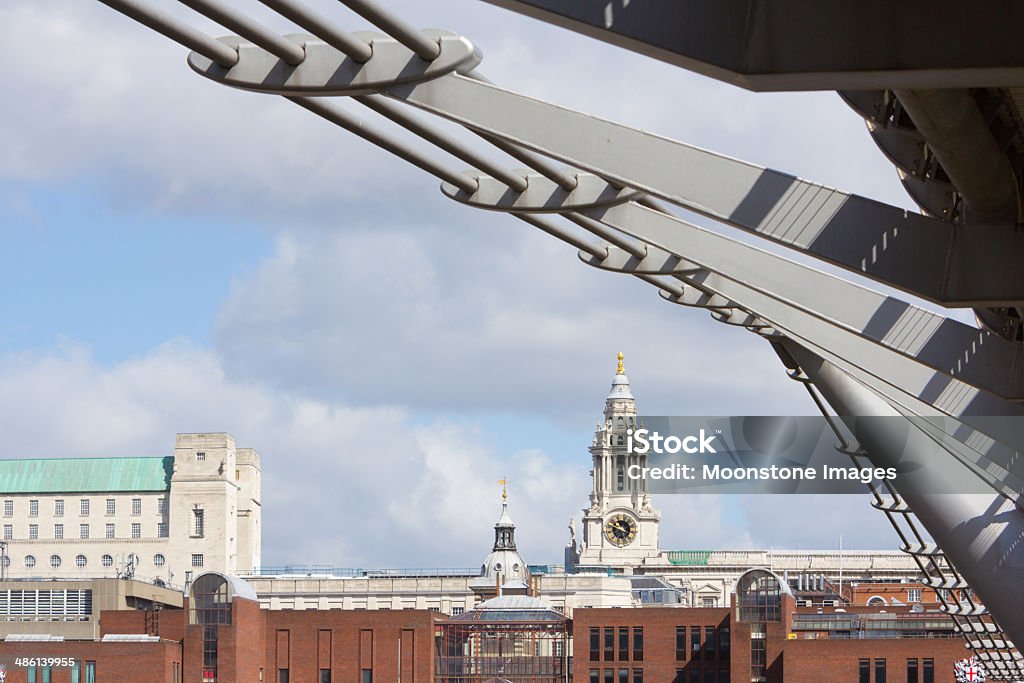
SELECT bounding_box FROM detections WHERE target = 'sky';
[0,0,952,570]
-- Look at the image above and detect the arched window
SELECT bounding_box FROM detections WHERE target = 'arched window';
[75,554,87,568]
[102,555,113,567]
[154,554,166,567]
[24,555,35,568]
[50,555,61,568]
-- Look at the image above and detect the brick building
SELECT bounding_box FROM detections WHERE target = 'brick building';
[0,569,972,683]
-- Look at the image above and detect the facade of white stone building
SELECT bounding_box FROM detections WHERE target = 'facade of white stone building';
[0,433,260,586]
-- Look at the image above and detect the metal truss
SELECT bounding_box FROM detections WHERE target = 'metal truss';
[84,0,1024,677]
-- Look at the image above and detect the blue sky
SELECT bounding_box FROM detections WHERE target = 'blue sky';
[0,0,940,570]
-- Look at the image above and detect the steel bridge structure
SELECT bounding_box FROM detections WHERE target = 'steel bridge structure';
[67,0,1024,678]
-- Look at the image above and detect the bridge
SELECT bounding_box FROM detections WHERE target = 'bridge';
[57,0,1024,678]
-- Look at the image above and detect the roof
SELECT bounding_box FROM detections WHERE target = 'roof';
[453,595,568,623]
[0,457,173,494]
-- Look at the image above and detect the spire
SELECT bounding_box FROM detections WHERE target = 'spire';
[493,481,516,550]
[607,351,635,400]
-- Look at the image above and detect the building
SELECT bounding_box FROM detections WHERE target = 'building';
[0,433,261,585]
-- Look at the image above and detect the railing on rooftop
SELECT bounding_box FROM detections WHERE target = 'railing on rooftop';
[239,566,478,578]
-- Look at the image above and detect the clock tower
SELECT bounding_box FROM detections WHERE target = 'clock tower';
[577,353,662,569]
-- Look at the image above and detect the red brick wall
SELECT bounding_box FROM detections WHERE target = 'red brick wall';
[782,637,968,683]
[0,640,178,683]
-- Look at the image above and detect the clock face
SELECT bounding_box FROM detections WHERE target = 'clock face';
[604,513,638,547]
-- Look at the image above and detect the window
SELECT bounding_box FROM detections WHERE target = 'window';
[85,662,96,683]
[157,522,168,538]
[704,670,715,683]
[720,627,730,655]
[105,499,115,516]
[618,669,628,683]
[80,499,89,516]
[691,626,701,660]
[859,659,870,683]
[131,523,141,539]
[192,553,205,567]
[102,555,113,567]
[50,554,61,568]
[923,659,934,683]
[27,667,36,683]
[590,672,600,683]
[193,509,205,537]
[157,497,167,514]
[54,500,64,516]
[131,498,142,515]
[704,626,716,659]
[29,499,38,517]
[54,524,63,539]
[907,658,918,683]
[590,627,600,661]
[196,451,206,461]
[24,555,35,568]
[604,670,614,683]
[618,627,630,661]
[76,554,87,568]
[701,596,718,607]
[80,524,89,539]
[2,525,10,540]
[154,553,166,566]
[633,669,643,683]
[632,627,643,661]
[875,658,887,683]
[676,626,686,660]
[29,524,38,540]
[907,588,922,603]
[360,670,372,683]
[319,671,331,683]
[3,500,11,517]
[106,523,115,539]
[604,628,614,660]
[451,606,464,616]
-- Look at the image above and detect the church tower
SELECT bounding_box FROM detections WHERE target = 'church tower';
[577,353,662,569]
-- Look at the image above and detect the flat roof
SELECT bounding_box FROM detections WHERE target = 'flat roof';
[0,457,173,494]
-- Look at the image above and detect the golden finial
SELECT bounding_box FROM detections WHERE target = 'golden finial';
[498,478,508,501]
[616,351,625,375]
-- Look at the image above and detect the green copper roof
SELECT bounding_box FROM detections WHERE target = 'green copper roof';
[667,550,713,566]
[0,457,173,494]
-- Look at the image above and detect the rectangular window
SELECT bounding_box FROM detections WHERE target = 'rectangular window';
[192,553,204,567]
[157,497,167,514]
[80,524,89,539]
[80,499,89,516]
[360,670,372,683]
[907,588,922,603]
[875,658,887,683]
[907,658,918,683]
[105,499,115,516]
[2,500,11,517]
[85,662,96,683]
[29,499,38,517]
[27,667,36,683]
[319,671,331,683]
[451,607,464,616]
[131,523,141,539]
[278,670,289,683]
[859,659,870,683]
[923,659,934,683]
[704,626,716,659]
[633,669,643,683]
[196,451,206,461]
[54,500,64,517]
[131,498,142,515]
[618,669,628,683]
[704,669,715,683]
[41,666,51,683]
[590,671,600,683]
[194,509,205,537]
[590,627,600,661]
[158,522,168,538]
[691,626,701,660]
[720,626,730,655]
[604,628,614,661]
[106,523,115,539]
[71,662,80,683]
[674,671,684,683]
[632,627,643,662]
[676,626,686,660]
[2,525,10,540]
[54,524,63,540]
[604,670,614,683]
[690,669,700,683]
[29,524,38,540]
[618,627,630,661]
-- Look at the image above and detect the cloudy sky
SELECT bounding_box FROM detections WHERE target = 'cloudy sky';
[0,0,943,571]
